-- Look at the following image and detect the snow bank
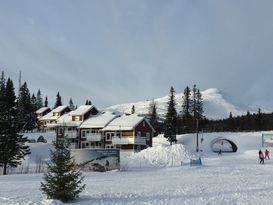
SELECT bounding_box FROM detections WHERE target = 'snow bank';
[121,144,193,170]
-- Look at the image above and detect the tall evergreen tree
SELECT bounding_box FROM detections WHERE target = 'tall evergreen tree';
[69,98,75,110]
[148,100,158,135]
[196,89,204,121]
[228,112,235,131]
[85,100,92,105]
[17,82,36,131]
[54,92,62,108]
[182,86,192,133]
[191,84,197,121]
[131,105,135,114]
[36,89,43,109]
[164,86,177,145]
[256,108,263,131]
[41,140,85,202]
[0,78,30,175]
[44,96,48,107]
[31,93,37,111]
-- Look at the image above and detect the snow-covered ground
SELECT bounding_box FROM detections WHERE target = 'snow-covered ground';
[1,131,273,205]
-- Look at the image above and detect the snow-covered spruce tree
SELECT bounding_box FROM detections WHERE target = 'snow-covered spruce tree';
[41,139,85,202]
[44,96,48,107]
[0,77,30,175]
[181,86,192,133]
[36,89,43,109]
[17,82,37,131]
[196,89,204,121]
[164,86,178,145]
[68,98,75,110]
[85,99,92,105]
[54,92,62,108]
[148,100,159,135]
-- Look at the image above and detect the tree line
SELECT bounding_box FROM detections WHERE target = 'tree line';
[204,109,273,132]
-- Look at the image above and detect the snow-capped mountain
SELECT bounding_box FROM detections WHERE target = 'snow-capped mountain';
[104,88,251,119]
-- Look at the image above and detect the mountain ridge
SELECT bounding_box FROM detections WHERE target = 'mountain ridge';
[104,88,252,119]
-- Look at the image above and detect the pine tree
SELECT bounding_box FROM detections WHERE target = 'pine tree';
[31,93,37,111]
[36,89,43,109]
[256,108,263,131]
[196,89,204,121]
[164,86,177,145]
[228,112,235,131]
[190,85,204,133]
[148,100,158,135]
[85,100,92,105]
[17,82,37,131]
[44,96,48,107]
[182,86,192,133]
[69,98,75,110]
[54,92,62,108]
[131,105,135,114]
[41,140,85,202]
[0,78,30,175]
[191,84,197,121]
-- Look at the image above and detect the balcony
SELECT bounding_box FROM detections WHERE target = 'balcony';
[65,131,77,138]
[111,136,146,145]
[86,133,102,142]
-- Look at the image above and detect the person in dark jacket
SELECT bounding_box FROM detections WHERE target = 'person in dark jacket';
[259,149,265,164]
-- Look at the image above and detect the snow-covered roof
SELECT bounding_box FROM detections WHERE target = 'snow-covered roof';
[69,105,95,116]
[56,113,83,127]
[40,112,57,121]
[36,107,50,114]
[79,112,118,129]
[40,105,69,121]
[102,114,154,131]
[52,105,69,113]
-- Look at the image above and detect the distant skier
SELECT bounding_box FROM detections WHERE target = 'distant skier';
[105,160,110,171]
[265,149,270,159]
[259,149,265,164]
[218,149,222,155]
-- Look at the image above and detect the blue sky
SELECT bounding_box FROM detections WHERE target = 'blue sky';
[1,0,273,110]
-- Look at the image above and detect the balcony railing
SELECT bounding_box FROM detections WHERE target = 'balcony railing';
[65,131,77,138]
[111,136,146,145]
[85,133,102,142]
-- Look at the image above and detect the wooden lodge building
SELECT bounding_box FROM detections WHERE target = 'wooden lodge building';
[39,105,71,130]
[37,106,155,153]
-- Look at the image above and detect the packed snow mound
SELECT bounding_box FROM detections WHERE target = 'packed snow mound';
[122,144,193,170]
[105,88,250,119]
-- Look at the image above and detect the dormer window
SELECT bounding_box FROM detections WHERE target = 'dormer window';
[73,116,82,121]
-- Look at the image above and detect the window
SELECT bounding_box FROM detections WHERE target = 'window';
[106,133,111,141]
[137,131,141,137]
[82,130,86,137]
[146,133,150,140]
[74,116,81,121]
[142,121,146,127]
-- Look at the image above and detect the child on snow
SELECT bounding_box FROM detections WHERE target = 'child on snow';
[259,149,265,164]
[265,149,270,159]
